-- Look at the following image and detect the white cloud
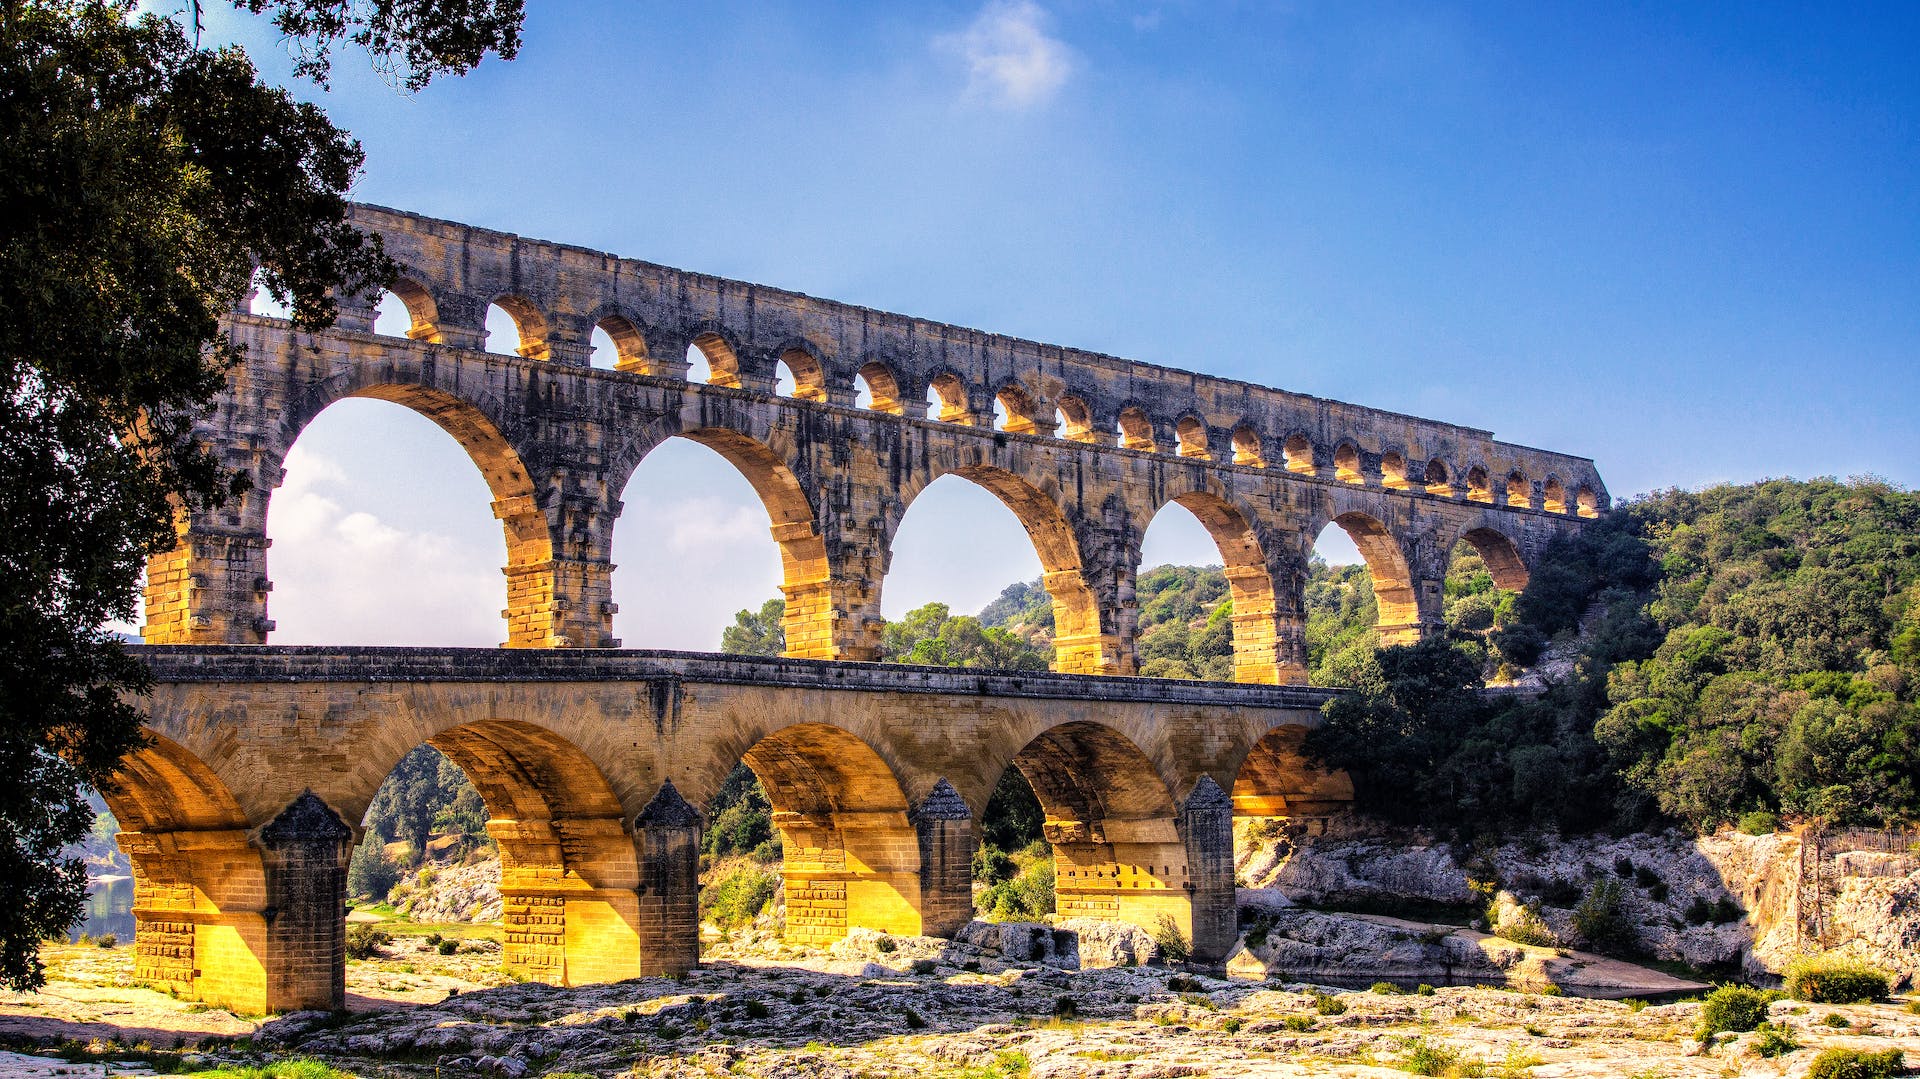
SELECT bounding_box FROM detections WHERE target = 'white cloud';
[936,0,1075,110]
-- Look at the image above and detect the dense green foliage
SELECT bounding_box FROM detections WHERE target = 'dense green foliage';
[347,746,492,900]
[883,600,1050,669]
[1697,984,1772,1039]
[1312,478,1920,836]
[1784,955,1891,1003]
[1,0,517,988]
[1805,1048,1904,1079]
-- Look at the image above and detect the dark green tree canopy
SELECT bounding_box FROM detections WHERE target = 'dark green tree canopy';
[0,0,520,988]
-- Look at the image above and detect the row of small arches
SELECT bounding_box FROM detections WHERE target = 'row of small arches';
[268,279,1601,519]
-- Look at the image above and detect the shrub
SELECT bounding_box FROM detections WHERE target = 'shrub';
[1313,991,1347,1016]
[903,1007,926,1029]
[1711,897,1744,924]
[1823,1013,1852,1028]
[1372,981,1404,995]
[743,999,769,1019]
[1416,984,1437,996]
[1613,857,1635,878]
[1490,904,1558,948]
[1396,1036,1461,1076]
[436,938,458,955]
[1151,915,1191,965]
[1572,879,1636,955]
[875,935,897,954]
[94,933,116,948]
[1753,1022,1799,1058]
[1685,897,1714,925]
[344,923,391,960]
[702,862,779,929]
[1698,985,1771,1039]
[1786,956,1890,1004]
[1805,1048,1903,1079]
[1738,811,1779,835]
[1283,1015,1315,1031]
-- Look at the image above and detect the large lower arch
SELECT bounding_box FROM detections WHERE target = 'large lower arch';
[420,720,642,985]
[730,724,936,943]
[1152,491,1304,685]
[1323,511,1424,644]
[1230,724,1356,820]
[103,733,271,1014]
[1001,721,1232,965]
[898,464,1116,674]
[1458,525,1530,592]
[614,426,841,658]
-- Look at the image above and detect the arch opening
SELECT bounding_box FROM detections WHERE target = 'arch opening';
[1283,434,1316,475]
[1056,396,1097,443]
[1543,476,1567,515]
[484,297,549,360]
[1380,451,1409,490]
[1002,722,1189,951]
[856,361,902,414]
[612,431,826,656]
[927,372,972,424]
[264,392,545,646]
[1576,485,1600,519]
[688,332,741,388]
[1334,443,1364,485]
[777,348,826,402]
[698,724,925,946]
[1506,470,1530,508]
[1137,493,1295,684]
[100,733,267,1012]
[995,383,1044,435]
[1232,426,1266,468]
[1229,725,1355,906]
[1117,407,1157,452]
[1325,511,1418,638]
[349,721,639,986]
[1423,458,1451,496]
[591,316,648,372]
[1174,417,1211,459]
[1467,466,1493,504]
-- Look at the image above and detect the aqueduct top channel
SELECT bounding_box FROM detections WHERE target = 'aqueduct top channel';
[119,205,1605,1013]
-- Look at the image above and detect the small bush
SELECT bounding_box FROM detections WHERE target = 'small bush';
[1738,811,1779,836]
[1372,981,1405,995]
[1632,865,1661,890]
[1396,1036,1461,1076]
[1416,984,1437,996]
[1823,1013,1852,1028]
[1685,897,1714,925]
[875,935,897,954]
[1283,1015,1315,1031]
[1573,879,1636,955]
[436,938,458,955]
[903,1007,926,1029]
[1698,985,1771,1039]
[1805,1048,1904,1079]
[1753,1022,1800,1058]
[1613,856,1635,878]
[94,933,116,948]
[1151,915,1191,965]
[743,999,769,1019]
[1490,902,1558,948]
[344,923,390,960]
[1786,956,1890,1004]
[1313,991,1347,1016]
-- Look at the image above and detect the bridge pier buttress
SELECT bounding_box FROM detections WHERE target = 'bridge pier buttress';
[1177,777,1238,971]
[909,780,977,939]
[256,793,353,1012]
[633,783,702,977]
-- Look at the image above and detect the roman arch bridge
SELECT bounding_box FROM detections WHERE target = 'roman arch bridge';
[117,205,1606,1013]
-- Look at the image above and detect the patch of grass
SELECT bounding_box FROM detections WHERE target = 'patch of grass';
[183,1062,350,1079]
[1804,1048,1903,1079]
[1823,1013,1852,1029]
[1372,981,1406,995]
[742,998,769,1019]
[702,861,779,930]
[1753,1022,1800,1058]
[1077,1048,1142,1062]
[1494,1045,1543,1078]
[1416,984,1437,996]
[1395,1036,1462,1076]
[1786,956,1890,1004]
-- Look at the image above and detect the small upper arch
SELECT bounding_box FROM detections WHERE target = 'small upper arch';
[1380,450,1410,490]
[1231,423,1267,467]
[383,271,440,341]
[1282,433,1315,475]
[1116,405,1157,452]
[1505,469,1531,508]
[926,367,974,424]
[1465,465,1493,504]
[1576,483,1600,519]
[1334,441,1365,485]
[588,307,649,372]
[775,340,828,402]
[487,294,551,360]
[1543,475,1567,514]
[1422,458,1451,496]
[1054,393,1098,443]
[1174,414,1212,459]
[687,324,744,388]
[855,356,905,414]
[994,379,1046,435]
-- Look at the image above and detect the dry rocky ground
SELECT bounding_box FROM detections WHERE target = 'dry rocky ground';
[2,926,1918,1078]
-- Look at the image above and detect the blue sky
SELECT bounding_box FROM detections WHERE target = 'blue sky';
[204,2,1920,649]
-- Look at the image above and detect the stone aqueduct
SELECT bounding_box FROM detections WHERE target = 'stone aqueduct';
[114,205,1606,1014]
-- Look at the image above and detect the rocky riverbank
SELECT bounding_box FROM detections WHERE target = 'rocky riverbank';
[4,931,1919,1078]
[1239,817,1920,987]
